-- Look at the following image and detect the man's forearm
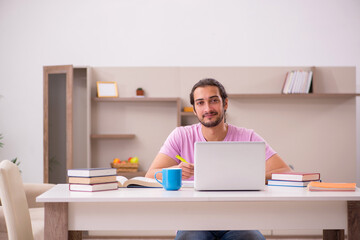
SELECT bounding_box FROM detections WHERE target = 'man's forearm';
[145,169,162,179]
[265,166,292,181]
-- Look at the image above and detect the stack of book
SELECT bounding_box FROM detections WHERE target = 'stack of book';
[282,70,313,94]
[268,172,321,188]
[68,168,118,192]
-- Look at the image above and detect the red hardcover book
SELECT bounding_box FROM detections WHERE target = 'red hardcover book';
[271,172,320,181]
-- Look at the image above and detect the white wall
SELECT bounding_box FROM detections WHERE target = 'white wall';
[0,0,359,183]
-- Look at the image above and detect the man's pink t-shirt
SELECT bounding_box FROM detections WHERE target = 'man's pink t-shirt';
[159,123,276,179]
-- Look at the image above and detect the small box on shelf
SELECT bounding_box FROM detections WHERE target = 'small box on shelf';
[183,106,193,112]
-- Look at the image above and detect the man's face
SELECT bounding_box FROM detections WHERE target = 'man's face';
[193,86,228,128]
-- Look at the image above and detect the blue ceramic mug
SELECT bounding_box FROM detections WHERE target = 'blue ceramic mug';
[154,168,182,191]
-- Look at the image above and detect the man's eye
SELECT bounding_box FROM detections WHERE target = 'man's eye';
[210,99,220,103]
[196,101,204,106]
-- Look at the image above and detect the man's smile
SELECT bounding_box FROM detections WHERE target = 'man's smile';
[203,111,218,119]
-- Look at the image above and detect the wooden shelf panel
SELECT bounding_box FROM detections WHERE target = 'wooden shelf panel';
[116,171,146,178]
[228,93,360,98]
[90,134,136,139]
[181,112,195,116]
[93,97,180,102]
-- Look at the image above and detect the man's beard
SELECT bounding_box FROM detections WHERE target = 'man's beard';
[197,110,225,128]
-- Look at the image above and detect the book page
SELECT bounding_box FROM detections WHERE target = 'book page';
[116,176,129,187]
[124,177,162,188]
[130,177,158,183]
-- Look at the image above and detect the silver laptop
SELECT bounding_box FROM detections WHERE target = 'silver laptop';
[194,141,266,191]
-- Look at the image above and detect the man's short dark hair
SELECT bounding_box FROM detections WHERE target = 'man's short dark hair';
[189,78,228,106]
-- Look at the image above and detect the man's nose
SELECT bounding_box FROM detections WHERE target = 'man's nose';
[204,101,212,111]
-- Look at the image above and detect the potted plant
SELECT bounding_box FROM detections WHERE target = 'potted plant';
[136,87,145,96]
[0,133,20,171]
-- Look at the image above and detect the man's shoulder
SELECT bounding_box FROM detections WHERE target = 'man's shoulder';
[170,123,202,141]
[225,124,257,141]
[175,123,200,133]
[228,124,254,134]
[166,123,202,144]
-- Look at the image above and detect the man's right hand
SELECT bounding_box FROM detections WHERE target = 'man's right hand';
[146,153,194,180]
[173,162,194,179]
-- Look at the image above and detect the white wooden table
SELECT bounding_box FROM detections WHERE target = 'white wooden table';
[37,184,360,240]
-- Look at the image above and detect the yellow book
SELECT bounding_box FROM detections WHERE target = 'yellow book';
[68,175,116,184]
[307,182,356,191]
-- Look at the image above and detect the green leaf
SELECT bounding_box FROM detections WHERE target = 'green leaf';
[0,133,3,148]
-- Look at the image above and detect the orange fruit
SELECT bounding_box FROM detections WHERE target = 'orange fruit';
[113,158,120,164]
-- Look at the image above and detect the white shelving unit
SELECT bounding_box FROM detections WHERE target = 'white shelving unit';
[44,65,358,183]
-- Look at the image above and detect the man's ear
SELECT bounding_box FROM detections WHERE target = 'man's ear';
[223,98,228,110]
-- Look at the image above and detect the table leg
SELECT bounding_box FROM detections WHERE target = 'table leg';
[347,201,360,240]
[69,231,82,240]
[44,202,69,239]
[323,230,344,240]
[44,202,82,240]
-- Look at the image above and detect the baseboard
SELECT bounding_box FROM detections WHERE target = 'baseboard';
[84,236,174,239]
[264,236,322,239]
[84,234,325,240]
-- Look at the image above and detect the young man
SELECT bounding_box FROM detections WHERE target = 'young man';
[146,78,291,240]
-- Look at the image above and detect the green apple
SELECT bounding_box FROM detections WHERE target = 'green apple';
[130,156,139,163]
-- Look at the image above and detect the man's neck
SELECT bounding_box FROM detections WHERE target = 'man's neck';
[201,122,228,141]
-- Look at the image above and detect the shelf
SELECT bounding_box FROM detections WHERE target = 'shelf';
[93,96,182,127]
[90,134,136,139]
[181,112,195,116]
[228,93,360,98]
[93,97,180,102]
[116,171,146,178]
[44,65,358,185]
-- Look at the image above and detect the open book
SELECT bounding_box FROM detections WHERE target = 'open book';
[116,176,162,188]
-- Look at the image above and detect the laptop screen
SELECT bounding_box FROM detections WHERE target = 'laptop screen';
[194,141,265,191]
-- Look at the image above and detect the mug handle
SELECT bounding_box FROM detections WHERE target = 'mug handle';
[154,171,163,185]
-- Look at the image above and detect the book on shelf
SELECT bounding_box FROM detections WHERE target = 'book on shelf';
[68,175,117,184]
[307,182,356,191]
[116,176,162,188]
[281,72,291,94]
[271,172,320,181]
[67,168,116,177]
[282,70,313,94]
[268,179,320,187]
[304,71,313,93]
[69,182,118,192]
